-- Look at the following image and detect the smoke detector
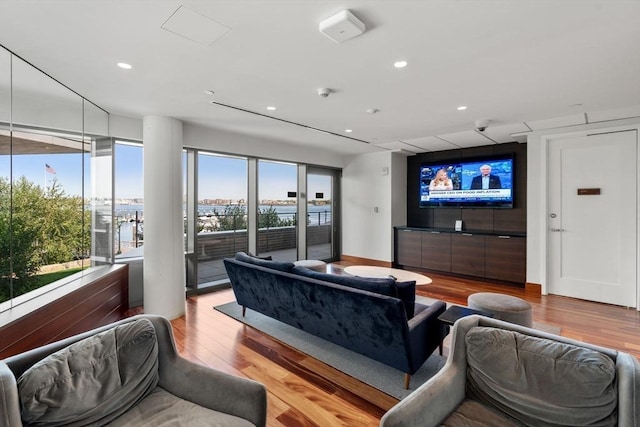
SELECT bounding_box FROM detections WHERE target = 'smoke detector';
[319,10,365,43]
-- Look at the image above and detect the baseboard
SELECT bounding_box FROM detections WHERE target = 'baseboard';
[525,282,542,295]
[340,254,392,267]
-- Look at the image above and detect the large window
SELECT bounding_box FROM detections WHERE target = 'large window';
[114,141,144,257]
[307,168,336,261]
[196,153,248,284]
[0,45,111,311]
[257,160,298,261]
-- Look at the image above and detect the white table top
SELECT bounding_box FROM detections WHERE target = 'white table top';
[343,265,432,286]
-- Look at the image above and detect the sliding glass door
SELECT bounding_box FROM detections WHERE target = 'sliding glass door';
[183,151,340,289]
[307,167,339,261]
[196,153,248,285]
[257,160,297,262]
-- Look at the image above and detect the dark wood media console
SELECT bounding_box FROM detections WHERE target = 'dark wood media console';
[395,227,526,285]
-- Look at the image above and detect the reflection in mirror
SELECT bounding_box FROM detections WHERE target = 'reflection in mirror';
[1,49,112,310]
[91,137,113,266]
[84,99,108,136]
[0,125,9,305]
[2,129,86,305]
[0,47,10,124]
[12,56,82,133]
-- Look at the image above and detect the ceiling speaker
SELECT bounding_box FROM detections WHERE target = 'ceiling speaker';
[319,10,365,43]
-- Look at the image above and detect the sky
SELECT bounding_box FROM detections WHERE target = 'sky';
[2,153,88,197]
[2,143,331,201]
[116,144,330,201]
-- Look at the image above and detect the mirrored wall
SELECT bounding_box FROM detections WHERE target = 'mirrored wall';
[0,45,112,311]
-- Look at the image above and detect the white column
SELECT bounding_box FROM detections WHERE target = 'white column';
[142,115,185,319]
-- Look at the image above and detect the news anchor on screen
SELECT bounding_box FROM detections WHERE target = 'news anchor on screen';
[429,168,453,191]
[470,164,502,189]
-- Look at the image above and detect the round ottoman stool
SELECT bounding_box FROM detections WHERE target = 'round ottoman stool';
[467,292,532,327]
[293,259,327,272]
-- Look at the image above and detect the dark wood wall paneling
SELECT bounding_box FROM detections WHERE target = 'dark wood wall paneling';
[0,264,129,359]
[406,142,527,233]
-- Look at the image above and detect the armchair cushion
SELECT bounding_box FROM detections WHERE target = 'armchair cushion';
[465,326,617,427]
[17,318,159,426]
[441,399,521,427]
[107,387,255,427]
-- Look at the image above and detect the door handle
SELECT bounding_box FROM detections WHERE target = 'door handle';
[550,228,565,232]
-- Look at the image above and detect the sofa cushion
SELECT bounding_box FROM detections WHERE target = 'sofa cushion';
[291,265,395,293]
[235,251,294,272]
[108,387,255,427]
[465,326,617,427]
[246,251,272,260]
[394,280,416,318]
[291,266,416,318]
[17,318,159,426]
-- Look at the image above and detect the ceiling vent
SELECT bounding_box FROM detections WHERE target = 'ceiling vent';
[319,10,365,43]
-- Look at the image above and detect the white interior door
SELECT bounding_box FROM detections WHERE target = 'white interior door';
[548,130,637,307]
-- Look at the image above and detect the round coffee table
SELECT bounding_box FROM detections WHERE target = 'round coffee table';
[343,265,432,286]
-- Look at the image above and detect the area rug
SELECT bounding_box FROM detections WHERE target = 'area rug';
[214,301,446,400]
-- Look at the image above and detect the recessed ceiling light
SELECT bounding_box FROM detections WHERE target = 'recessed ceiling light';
[345,129,353,133]
[266,106,276,111]
[457,105,468,111]
[117,62,132,70]
[203,89,215,95]
[393,60,407,68]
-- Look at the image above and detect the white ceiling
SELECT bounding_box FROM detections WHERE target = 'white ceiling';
[1,0,639,156]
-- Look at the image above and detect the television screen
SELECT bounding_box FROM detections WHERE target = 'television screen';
[419,154,514,208]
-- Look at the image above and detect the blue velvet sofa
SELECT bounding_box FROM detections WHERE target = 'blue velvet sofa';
[223,253,448,388]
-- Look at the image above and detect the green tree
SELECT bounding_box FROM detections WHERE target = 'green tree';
[258,205,295,228]
[1,176,45,301]
[38,180,90,264]
[215,204,247,231]
[0,177,90,303]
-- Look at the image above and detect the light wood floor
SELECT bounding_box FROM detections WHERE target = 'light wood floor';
[138,262,640,427]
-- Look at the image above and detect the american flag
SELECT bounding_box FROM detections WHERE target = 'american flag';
[45,163,56,174]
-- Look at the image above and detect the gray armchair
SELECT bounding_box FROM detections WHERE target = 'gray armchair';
[0,314,267,427]
[381,315,640,427]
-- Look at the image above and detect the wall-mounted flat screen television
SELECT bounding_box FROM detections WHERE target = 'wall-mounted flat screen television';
[419,154,514,208]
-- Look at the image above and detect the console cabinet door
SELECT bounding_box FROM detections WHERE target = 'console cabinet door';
[485,236,526,283]
[396,229,422,267]
[451,234,486,277]
[421,231,451,272]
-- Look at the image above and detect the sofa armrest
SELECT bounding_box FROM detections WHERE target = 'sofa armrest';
[0,361,22,427]
[148,315,267,427]
[402,301,448,377]
[380,362,467,427]
[407,301,445,331]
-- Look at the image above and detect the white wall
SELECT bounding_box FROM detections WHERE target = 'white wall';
[108,115,346,168]
[109,114,143,141]
[342,151,407,263]
[183,123,346,168]
[526,118,640,296]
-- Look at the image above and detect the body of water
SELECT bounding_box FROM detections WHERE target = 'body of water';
[115,203,332,252]
[115,204,332,224]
